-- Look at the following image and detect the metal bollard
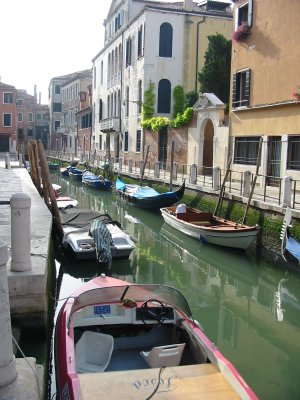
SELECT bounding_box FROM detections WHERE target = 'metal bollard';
[0,240,17,389]
[10,193,32,272]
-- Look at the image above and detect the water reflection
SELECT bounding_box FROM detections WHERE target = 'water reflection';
[51,172,300,399]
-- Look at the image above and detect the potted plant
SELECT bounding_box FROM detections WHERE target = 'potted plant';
[232,21,251,43]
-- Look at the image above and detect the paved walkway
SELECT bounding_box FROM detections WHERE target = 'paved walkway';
[0,153,50,400]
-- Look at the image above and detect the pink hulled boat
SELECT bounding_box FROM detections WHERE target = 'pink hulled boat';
[55,275,258,400]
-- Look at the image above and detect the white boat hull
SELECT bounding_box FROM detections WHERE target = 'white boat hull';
[160,207,259,250]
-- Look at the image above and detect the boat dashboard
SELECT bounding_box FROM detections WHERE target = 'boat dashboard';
[71,302,178,328]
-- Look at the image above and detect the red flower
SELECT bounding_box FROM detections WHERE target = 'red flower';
[232,21,251,43]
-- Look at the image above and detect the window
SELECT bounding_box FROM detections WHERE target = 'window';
[136,130,141,152]
[3,113,12,127]
[100,135,102,150]
[100,61,103,84]
[36,114,42,120]
[157,79,171,113]
[55,84,61,94]
[137,25,144,59]
[159,23,173,57]
[234,136,260,165]
[232,69,251,108]
[125,86,129,117]
[3,92,13,104]
[17,112,23,122]
[28,112,33,122]
[17,99,23,107]
[138,80,142,114]
[99,99,103,121]
[235,0,253,29]
[124,131,129,152]
[126,37,132,66]
[53,102,62,112]
[28,128,33,137]
[54,120,60,130]
[287,136,300,170]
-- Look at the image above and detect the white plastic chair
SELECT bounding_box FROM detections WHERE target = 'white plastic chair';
[75,331,114,373]
[140,343,185,368]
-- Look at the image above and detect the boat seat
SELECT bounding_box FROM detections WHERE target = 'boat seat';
[140,343,185,368]
[75,331,114,373]
[189,221,211,226]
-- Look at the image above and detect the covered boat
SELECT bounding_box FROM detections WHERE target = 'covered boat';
[116,178,185,210]
[82,171,112,190]
[55,275,258,400]
[160,205,259,250]
[281,206,300,263]
[68,168,85,181]
[60,208,135,262]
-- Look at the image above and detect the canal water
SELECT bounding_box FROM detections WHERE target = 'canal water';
[51,173,300,400]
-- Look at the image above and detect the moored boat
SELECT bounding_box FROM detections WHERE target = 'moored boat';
[82,171,112,190]
[116,177,185,210]
[55,275,258,400]
[68,168,85,181]
[160,205,259,250]
[60,208,135,262]
[281,207,300,263]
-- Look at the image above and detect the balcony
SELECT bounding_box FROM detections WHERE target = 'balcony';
[100,117,120,132]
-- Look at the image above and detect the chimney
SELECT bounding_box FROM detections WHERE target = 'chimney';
[184,0,194,11]
[34,84,37,99]
[39,92,41,104]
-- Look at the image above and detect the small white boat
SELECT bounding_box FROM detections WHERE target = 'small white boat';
[160,205,259,250]
[280,207,300,263]
[60,208,135,262]
[56,196,79,210]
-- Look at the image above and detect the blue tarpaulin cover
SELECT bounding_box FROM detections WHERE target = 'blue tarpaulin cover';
[286,236,300,262]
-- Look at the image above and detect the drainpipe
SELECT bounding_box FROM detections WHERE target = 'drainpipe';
[195,17,206,93]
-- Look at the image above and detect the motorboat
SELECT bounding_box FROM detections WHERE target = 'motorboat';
[54,275,258,400]
[160,205,260,250]
[60,208,136,262]
[82,171,112,190]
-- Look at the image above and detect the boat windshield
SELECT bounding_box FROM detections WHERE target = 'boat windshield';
[69,284,193,319]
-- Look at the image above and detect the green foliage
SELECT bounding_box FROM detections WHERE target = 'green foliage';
[170,108,193,129]
[185,91,199,108]
[198,33,231,105]
[142,116,171,131]
[173,85,185,118]
[142,81,155,120]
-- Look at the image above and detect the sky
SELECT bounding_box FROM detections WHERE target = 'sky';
[0,0,111,104]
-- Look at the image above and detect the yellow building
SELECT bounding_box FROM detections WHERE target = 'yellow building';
[230,0,300,186]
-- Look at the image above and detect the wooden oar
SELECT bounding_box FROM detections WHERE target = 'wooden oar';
[241,137,263,224]
[214,156,232,217]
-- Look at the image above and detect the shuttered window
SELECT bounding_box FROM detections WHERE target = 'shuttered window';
[137,25,144,59]
[159,23,173,57]
[232,69,251,108]
[126,37,132,66]
[124,131,129,152]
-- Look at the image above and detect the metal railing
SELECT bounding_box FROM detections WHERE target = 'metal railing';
[46,151,300,212]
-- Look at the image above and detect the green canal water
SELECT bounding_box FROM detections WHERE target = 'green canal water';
[50,173,300,400]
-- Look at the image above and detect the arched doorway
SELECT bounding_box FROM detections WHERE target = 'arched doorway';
[202,119,214,174]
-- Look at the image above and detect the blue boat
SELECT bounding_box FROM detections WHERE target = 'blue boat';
[68,168,85,181]
[281,207,300,264]
[115,177,185,210]
[82,171,112,190]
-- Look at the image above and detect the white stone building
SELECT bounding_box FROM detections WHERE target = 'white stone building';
[92,0,232,166]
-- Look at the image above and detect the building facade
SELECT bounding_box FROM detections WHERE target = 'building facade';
[92,0,232,166]
[230,0,300,186]
[48,70,92,153]
[0,83,17,152]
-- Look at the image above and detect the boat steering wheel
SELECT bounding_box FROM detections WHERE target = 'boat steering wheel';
[140,299,167,325]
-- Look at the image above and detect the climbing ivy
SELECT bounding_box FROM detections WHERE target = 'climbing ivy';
[141,83,194,131]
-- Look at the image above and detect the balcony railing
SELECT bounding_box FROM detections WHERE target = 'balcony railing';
[100,117,120,132]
